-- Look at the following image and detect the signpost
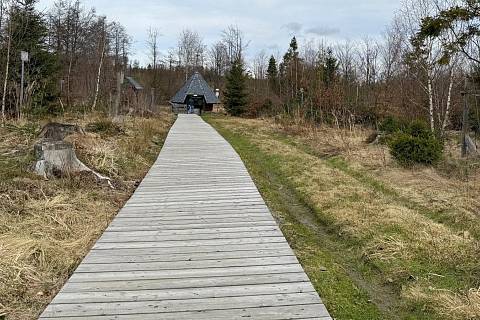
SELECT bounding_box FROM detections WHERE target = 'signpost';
[20,51,29,112]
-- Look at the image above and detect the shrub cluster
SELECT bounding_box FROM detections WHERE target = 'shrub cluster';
[380,118,443,166]
[378,116,408,134]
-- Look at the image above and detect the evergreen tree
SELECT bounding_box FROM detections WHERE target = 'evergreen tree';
[283,37,299,98]
[266,55,278,91]
[414,0,480,64]
[289,36,298,56]
[321,48,338,87]
[224,59,248,116]
[6,0,58,114]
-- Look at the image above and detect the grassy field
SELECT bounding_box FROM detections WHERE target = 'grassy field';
[205,114,480,320]
[0,109,175,320]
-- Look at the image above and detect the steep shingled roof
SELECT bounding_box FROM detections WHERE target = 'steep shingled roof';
[171,72,219,104]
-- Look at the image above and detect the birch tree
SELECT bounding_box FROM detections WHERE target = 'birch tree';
[91,16,107,111]
[397,0,459,135]
[1,2,11,121]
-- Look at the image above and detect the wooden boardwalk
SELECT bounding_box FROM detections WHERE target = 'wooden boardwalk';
[39,115,331,320]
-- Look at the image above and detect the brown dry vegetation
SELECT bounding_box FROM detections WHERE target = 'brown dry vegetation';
[207,115,480,320]
[0,108,175,320]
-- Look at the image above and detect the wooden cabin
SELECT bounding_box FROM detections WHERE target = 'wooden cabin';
[170,72,220,115]
[124,76,144,112]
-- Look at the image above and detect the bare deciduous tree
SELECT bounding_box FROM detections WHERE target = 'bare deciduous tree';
[221,25,249,65]
[208,41,228,87]
[147,27,159,83]
[91,16,108,111]
[177,29,205,80]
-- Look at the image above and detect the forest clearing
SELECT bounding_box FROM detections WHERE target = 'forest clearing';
[0,0,480,319]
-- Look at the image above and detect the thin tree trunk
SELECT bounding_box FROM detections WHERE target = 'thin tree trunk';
[2,18,12,122]
[427,73,435,132]
[113,71,123,117]
[67,55,73,106]
[92,33,106,112]
[0,0,4,38]
[442,68,454,135]
[295,57,298,97]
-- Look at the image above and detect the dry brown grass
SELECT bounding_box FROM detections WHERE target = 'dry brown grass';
[405,285,480,320]
[209,115,480,319]
[0,108,175,320]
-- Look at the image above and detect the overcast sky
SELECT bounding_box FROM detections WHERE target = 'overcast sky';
[37,0,401,66]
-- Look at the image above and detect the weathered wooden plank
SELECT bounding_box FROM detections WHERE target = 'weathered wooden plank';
[68,264,304,283]
[42,292,322,317]
[51,282,315,304]
[117,208,271,217]
[123,199,266,207]
[118,205,270,215]
[107,217,276,228]
[92,237,286,250]
[110,212,270,222]
[97,230,283,243]
[105,221,278,232]
[76,256,299,273]
[99,225,278,236]
[82,247,293,263]
[89,242,291,257]
[61,272,311,293]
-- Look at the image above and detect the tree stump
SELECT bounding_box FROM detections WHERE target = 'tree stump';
[33,123,113,188]
[465,134,478,156]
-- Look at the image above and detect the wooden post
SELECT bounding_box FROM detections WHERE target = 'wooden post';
[113,71,124,117]
[150,87,155,112]
[461,78,470,157]
[20,59,24,115]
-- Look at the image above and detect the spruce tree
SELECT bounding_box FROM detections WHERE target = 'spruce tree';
[224,59,248,116]
[266,55,278,91]
[289,37,298,55]
[321,49,338,87]
[7,0,58,113]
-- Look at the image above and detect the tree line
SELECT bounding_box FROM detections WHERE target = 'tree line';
[138,0,479,144]
[239,0,479,141]
[1,0,479,148]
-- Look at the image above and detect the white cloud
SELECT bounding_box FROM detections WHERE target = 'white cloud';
[306,26,340,36]
[37,0,400,65]
[282,22,303,34]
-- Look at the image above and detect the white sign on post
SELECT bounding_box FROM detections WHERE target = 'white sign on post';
[21,51,29,62]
